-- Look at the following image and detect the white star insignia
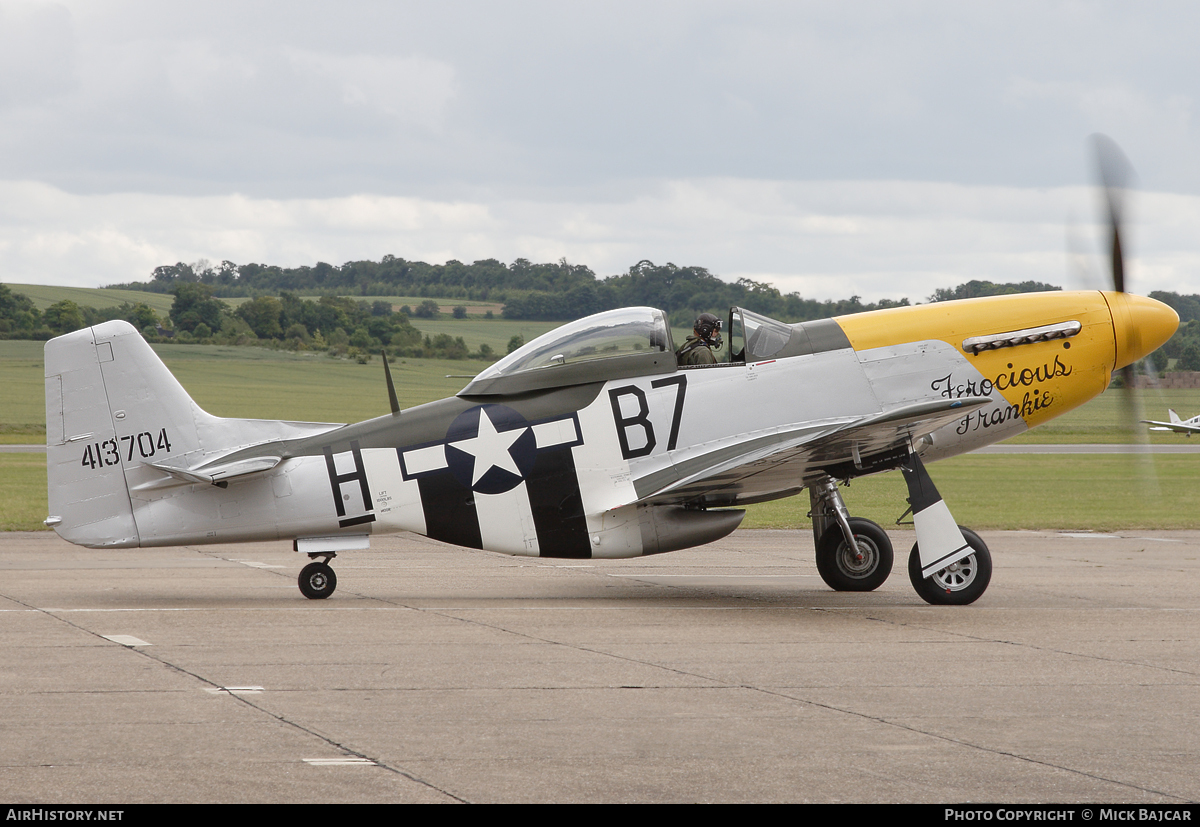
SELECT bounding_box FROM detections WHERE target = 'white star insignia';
[449,408,527,485]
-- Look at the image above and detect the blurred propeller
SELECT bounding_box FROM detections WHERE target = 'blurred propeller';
[1092,135,1158,487]
[1091,134,1139,391]
[1093,133,1134,294]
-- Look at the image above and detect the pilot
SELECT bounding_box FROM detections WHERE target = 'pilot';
[676,313,722,366]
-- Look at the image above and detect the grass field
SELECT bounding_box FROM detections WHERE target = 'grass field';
[7,283,509,317]
[1,453,46,531]
[0,336,510,439]
[0,340,46,439]
[406,318,560,353]
[1002,386,1200,444]
[6,334,1200,532]
[7,283,178,315]
[4,283,559,354]
[8,283,506,316]
[739,453,1199,531]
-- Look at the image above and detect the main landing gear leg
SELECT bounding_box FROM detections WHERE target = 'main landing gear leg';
[298,552,338,600]
[809,477,894,592]
[899,451,991,605]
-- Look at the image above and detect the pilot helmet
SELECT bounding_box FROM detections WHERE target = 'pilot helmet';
[694,313,722,348]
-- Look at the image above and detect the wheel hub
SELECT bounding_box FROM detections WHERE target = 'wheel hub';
[932,554,976,591]
[839,540,877,575]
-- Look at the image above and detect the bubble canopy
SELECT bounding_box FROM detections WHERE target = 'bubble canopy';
[460,307,678,396]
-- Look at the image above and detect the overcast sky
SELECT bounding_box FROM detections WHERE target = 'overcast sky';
[2,0,1198,301]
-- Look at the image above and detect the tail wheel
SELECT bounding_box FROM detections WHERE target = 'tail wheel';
[815,517,894,592]
[908,526,992,606]
[299,562,337,600]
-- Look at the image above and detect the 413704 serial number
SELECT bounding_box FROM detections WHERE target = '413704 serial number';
[80,428,172,469]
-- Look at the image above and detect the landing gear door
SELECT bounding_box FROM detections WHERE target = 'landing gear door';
[728,307,746,364]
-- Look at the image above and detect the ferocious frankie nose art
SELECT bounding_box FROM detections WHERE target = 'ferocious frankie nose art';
[42,145,1179,606]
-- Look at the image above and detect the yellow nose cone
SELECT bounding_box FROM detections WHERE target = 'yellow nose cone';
[1104,292,1179,369]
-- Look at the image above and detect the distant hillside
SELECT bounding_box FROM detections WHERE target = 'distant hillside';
[7,283,176,315]
[107,257,1068,323]
[106,255,1008,326]
[4,261,1075,350]
[10,274,1189,372]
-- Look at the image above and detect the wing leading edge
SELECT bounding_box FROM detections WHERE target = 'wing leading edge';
[627,396,994,508]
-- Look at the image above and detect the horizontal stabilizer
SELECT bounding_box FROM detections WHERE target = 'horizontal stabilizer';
[142,454,283,486]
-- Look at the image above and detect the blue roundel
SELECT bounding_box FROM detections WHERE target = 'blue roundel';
[444,404,537,494]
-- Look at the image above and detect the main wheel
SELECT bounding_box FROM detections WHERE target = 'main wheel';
[815,517,894,591]
[299,562,337,600]
[907,526,991,605]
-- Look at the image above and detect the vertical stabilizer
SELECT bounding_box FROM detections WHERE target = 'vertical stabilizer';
[45,321,213,548]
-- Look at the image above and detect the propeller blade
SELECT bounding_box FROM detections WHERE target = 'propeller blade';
[1092,137,1158,494]
[1091,133,1134,294]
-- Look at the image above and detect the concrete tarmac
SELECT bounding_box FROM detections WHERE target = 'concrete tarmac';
[1,528,1197,804]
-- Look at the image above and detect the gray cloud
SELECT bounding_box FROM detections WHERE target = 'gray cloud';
[2,0,1198,297]
[4,178,1192,301]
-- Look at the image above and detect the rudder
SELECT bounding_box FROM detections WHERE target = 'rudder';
[45,321,211,547]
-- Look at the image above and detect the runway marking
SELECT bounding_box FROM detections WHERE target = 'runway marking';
[101,634,150,646]
[234,561,284,569]
[204,686,264,695]
[303,757,377,766]
[1059,532,1121,539]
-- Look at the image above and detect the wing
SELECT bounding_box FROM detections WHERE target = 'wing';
[630,396,993,507]
[1142,419,1200,434]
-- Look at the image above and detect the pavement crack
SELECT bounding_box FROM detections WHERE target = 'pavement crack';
[11,595,467,804]
[856,613,1200,678]
[362,598,1192,803]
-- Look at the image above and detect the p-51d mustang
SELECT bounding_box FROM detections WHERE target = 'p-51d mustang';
[44,289,1175,605]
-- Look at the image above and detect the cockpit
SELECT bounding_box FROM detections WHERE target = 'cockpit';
[458,305,851,396]
[460,307,677,395]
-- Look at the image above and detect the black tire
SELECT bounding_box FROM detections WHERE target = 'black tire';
[907,526,991,605]
[299,562,337,600]
[815,517,894,591]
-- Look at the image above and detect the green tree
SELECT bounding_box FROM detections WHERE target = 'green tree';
[125,303,158,330]
[43,300,85,335]
[0,284,39,333]
[927,280,1061,302]
[1149,348,1169,374]
[236,296,284,339]
[414,299,440,319]
[170,283,225,333]
[1179,343,1200,372]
